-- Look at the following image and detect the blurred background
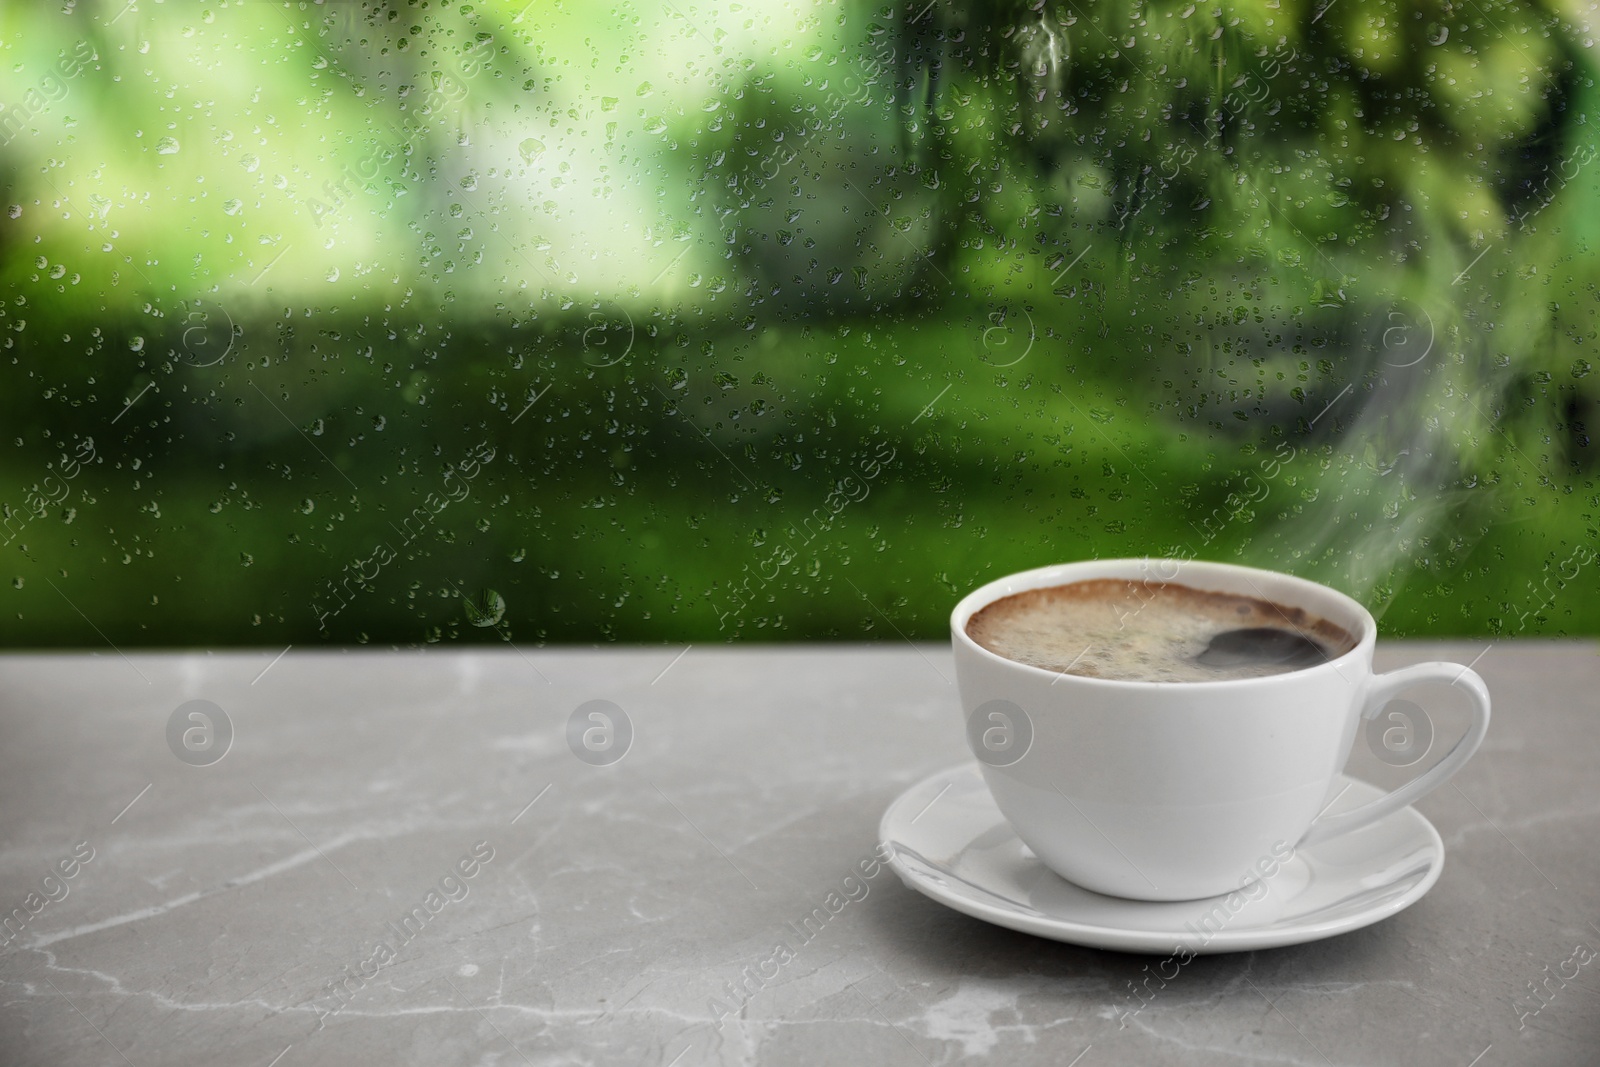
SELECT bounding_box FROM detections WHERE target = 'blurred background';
[0,0,1594,648]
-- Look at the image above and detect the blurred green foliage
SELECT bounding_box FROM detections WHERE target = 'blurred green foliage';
[0,0,1595,648]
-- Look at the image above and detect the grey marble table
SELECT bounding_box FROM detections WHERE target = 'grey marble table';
[0,641,1596,1066]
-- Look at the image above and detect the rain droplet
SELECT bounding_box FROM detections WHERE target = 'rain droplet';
[326,267,340,282]
[518,137,544,163]
[464,588,506,628]
[299,498,315,514]
[223,199,242,216]
[155,137,180,155]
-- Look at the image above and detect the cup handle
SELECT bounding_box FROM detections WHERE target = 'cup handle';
[1298,661,1491,846]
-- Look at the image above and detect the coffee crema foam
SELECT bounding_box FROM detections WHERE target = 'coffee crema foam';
[965,579,1358,682]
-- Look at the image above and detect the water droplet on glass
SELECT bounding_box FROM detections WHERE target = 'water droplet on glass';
[464,588,506,628]
[155,137,180,155]
[518,138,544,162]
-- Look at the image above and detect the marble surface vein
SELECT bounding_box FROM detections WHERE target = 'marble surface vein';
[0,642,1595,1065]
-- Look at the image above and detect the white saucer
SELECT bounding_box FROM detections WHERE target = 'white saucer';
[880,763,1444,954]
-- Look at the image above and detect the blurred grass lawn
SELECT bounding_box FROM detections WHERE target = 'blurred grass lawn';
[4,296,1593,649]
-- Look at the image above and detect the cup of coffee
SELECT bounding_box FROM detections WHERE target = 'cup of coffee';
[950,558,1490,901]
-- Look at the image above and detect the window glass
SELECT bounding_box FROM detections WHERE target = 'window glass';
[1,1,1594,647]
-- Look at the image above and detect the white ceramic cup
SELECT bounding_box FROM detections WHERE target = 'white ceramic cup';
[951,558,1490,902]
